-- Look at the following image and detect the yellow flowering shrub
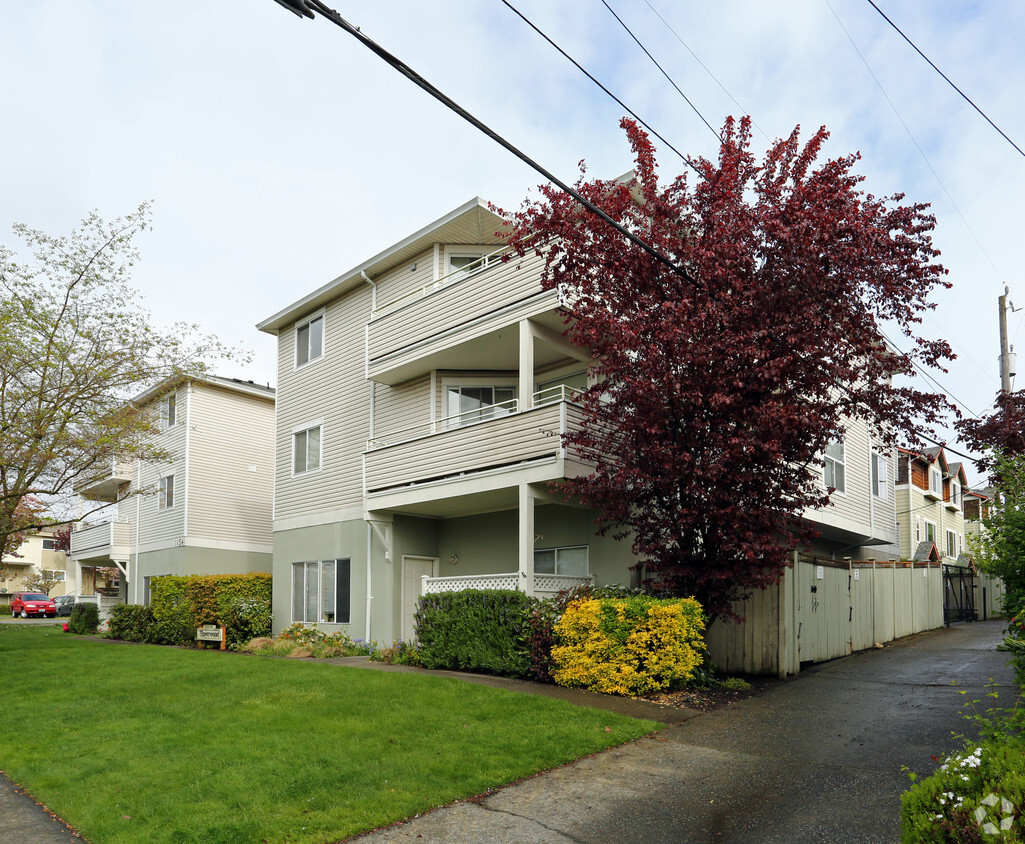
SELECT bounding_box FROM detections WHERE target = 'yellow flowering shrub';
[551,596,706,696]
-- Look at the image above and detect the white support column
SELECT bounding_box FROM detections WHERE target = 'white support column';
[71,558,81,599]
[518,483,535,597]
[519,319,534,411]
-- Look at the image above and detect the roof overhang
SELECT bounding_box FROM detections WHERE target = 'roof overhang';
[257,198,509,335]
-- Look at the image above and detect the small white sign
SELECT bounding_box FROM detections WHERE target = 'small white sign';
[816,565,824,580]
[854,569,860,581]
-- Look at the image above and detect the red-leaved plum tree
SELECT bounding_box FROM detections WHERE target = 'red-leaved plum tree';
[506,117,952,618]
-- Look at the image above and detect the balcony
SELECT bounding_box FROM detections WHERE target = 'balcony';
[76,459,134,502]
[422,572,594,600]
[364,388,589,515]
[366,248,561,385]
[70,520,131,563]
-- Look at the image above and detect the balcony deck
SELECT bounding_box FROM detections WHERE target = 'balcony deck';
[70,520,131,563]
[76,460,134,502]
[364,393,589,514]
[366,249,560,384]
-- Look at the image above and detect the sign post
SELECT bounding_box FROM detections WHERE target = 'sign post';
[196,624,227,650]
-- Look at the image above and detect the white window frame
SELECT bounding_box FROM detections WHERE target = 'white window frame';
[928,467,942,497]
[43,569,66,582]
[158,474,175,509]
[160,391,177,430]
[441,376,518,429]
[292,422,323,476]
[41,538,55,551]
[533,545,589,577]
[870,451,888,500]
[294,312,325,370]
[823,439,846,495]
[949,480,961,509]
[291,559,350,624]
[946,529,958,558]
[915,516,922,543]
[444,247,499,283]
[924,520,937,544]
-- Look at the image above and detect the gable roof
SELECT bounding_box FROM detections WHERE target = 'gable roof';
[256,198,509,335]
[132,374,275,408]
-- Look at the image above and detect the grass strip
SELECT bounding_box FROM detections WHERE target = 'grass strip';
[0,625,659,843]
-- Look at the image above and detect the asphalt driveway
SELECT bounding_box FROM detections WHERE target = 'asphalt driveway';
[353,620,1015,843]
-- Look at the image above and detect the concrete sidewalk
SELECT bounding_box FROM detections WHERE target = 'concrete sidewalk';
[348,621,1015,843]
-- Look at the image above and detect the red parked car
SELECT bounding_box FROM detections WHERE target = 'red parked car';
[10,592,56,618]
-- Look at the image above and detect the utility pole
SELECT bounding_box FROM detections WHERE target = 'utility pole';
[999,287,1017,394]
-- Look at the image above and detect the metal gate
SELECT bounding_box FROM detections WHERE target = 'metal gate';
[943,564,977,626]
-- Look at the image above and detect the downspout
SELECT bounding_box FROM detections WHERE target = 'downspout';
[362,270,377,644]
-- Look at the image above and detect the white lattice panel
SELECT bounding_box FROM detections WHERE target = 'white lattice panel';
[422,573,520,594]
[534,575,594,597]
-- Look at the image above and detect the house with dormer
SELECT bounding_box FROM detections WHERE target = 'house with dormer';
[895,445,969,564]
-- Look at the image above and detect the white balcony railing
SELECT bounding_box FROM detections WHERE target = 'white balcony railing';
[421,572,594,599]
[370,244,512,321]
[367,386,581,451]
[70,519,130,561]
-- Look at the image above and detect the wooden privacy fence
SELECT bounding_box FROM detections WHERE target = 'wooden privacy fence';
[706,555,948,678]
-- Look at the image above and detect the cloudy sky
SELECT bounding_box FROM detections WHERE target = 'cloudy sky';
[2,1,1022,484]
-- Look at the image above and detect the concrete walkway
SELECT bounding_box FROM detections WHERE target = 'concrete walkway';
[0,621,1014,843]
[349,620,1015,843]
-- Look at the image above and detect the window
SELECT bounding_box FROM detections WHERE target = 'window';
[534,546,589,577]
[445,385,516,427]
[295,315,324,367]
[950,480,961,508]
[915,516,922,542]
[158,475,174,509]
[946,530,958,558]
[41,538,55,551]
[446,250,496,281]
[823,440,846,493]
[925,520,937,544]
[160,392,177,429]
[929,467,942,497]
[43,569,66,582]
[292,559,350,623]
[293,425,321,475]
[871,451,888,500]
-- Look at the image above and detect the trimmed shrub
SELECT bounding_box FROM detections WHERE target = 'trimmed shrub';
[150,573,272,646]
[67,602,100,635]
[551,596,706,696]
[415,589,535,677]
[107,604,156,642]
[524,583,645,683]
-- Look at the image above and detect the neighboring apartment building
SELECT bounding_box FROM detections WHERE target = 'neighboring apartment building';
[0,527,70,610]
[69,375,275,604]
[895,446,968,563]
[258,197,900,644]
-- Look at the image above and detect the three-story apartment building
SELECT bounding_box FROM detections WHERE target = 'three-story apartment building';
[69,374,275,605]
[260,198,900,644]
[895,446,968,563]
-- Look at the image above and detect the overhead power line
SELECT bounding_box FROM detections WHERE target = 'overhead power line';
[864,0,1025,161]
[272,0,699,289]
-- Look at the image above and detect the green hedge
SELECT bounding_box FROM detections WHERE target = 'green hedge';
[107,573,273,647]
[67,602,100,635]
[414,589,535,677]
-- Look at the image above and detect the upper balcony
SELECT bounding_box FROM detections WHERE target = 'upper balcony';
[70,520,131,563]
[364,387,590,516]
[76,459,134,502]
[367,247,561,385]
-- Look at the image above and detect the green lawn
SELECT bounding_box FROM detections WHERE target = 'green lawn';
[0,625,659,843]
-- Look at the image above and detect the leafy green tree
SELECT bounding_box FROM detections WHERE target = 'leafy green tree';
[0,204,238,558]
[968,454,1025,612]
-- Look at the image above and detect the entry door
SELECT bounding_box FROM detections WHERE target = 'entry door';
[401,556,437,643]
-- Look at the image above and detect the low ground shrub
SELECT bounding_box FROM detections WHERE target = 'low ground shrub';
[524,583,643,683]
[67,602,100,635]
[373,640,422,666]
[241,623,377,658]
[901,692,1025,841]
[551,595,706,696]
[107,604,156,642]
[415,590,534,676]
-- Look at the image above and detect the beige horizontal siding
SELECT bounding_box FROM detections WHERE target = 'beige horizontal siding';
[129,396,187,546]
[367,251,552,376]
[373,374,432,442]
[365,402,569,493]
[371,247,437,310]
[186,382,274,545]
[274,287,374,520]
